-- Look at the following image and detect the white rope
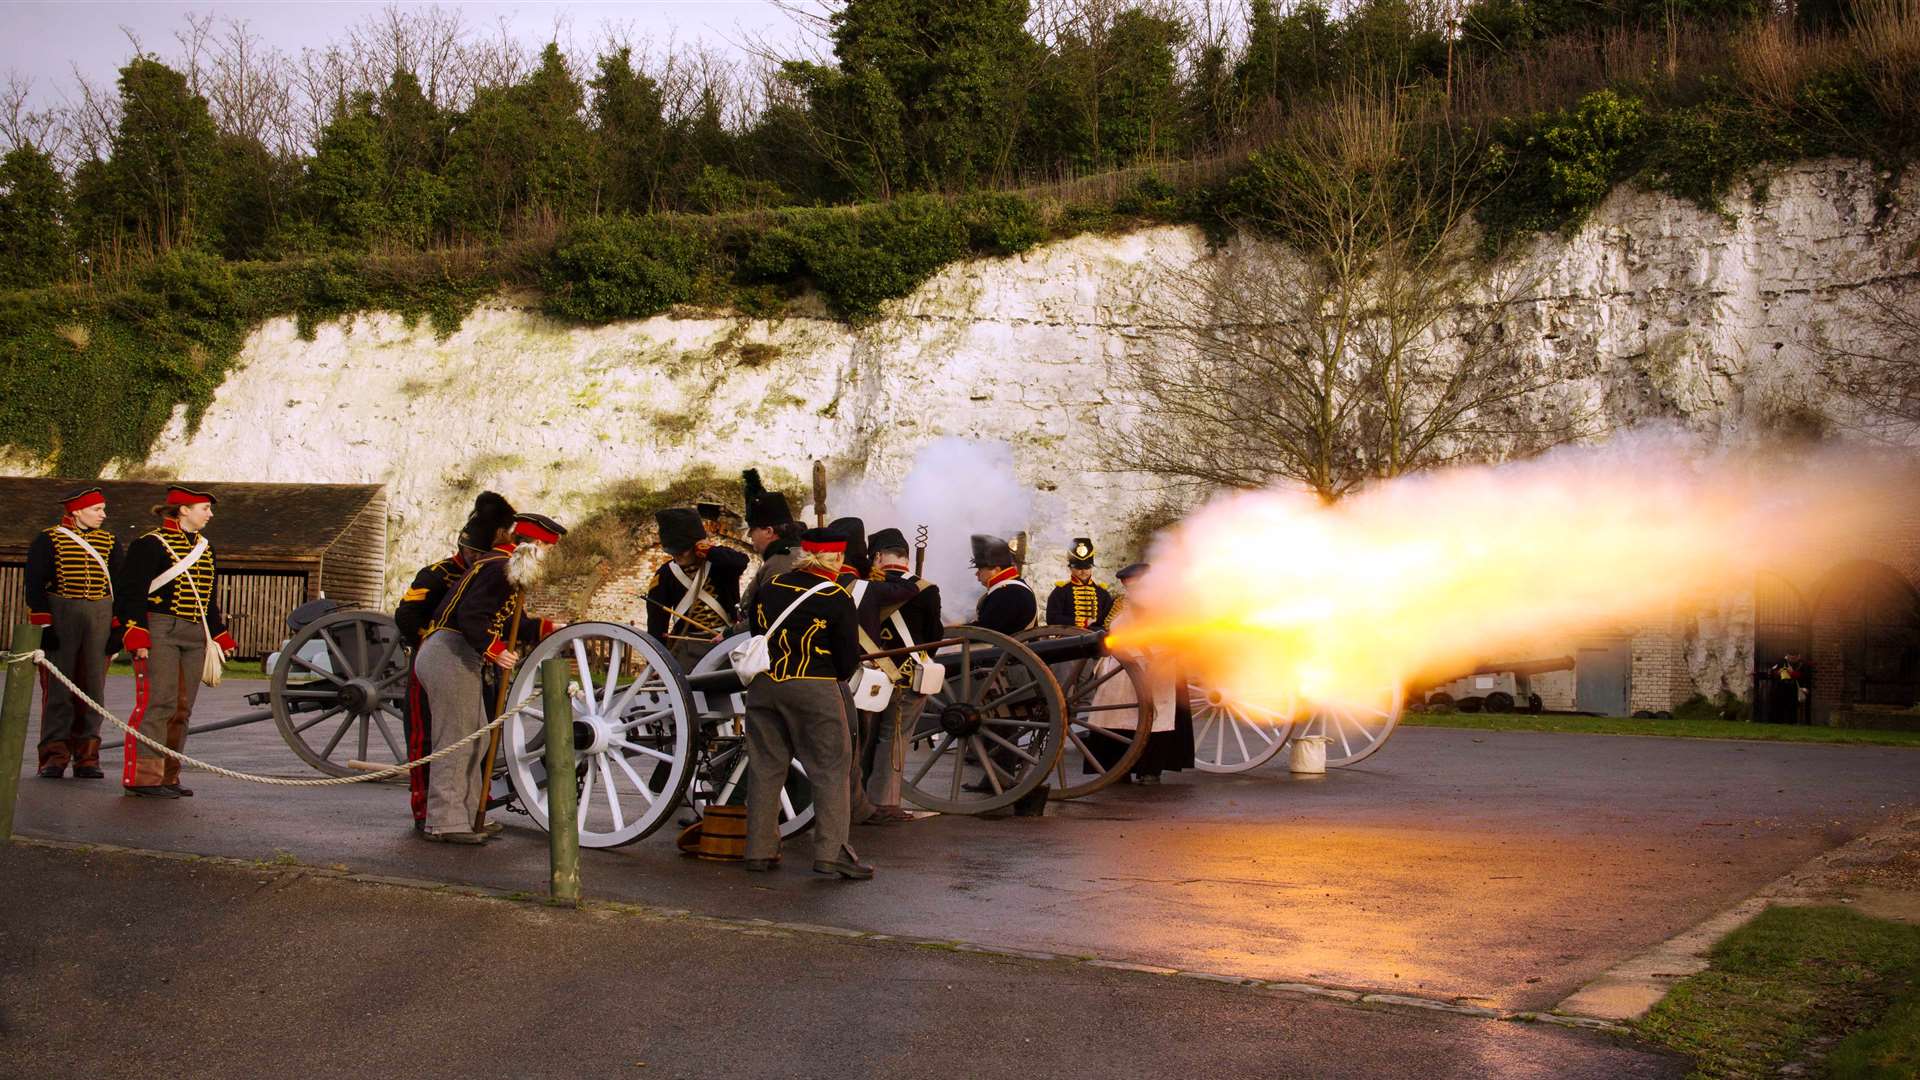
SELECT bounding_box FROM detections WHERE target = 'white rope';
[17,649,517,787]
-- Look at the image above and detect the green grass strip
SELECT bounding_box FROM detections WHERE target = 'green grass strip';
[1635,906,1920,1079]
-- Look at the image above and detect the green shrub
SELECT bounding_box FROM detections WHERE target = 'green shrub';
[1480,89,1652,249]
[543,215,706,320]
[1113,175,1183,218]
[955,191,1045,255]
[1643,80,1800,215]
[777,195,968,319]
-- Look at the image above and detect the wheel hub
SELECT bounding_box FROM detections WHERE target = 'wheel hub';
[340,678,376,715]
[939,701,983,738]
[573,713,613,756]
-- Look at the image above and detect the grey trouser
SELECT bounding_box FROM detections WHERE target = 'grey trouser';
[843,685,878,822]
[123,612,204,788]
[39,594,112,768]
[414,632,489,834]
[865,693,927,807]
[745,676,852,862]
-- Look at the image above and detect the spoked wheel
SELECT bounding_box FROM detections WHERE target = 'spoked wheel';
[1189,684,1294,774]
[901,625,1065,814]
[502,623,694,848]
[687,632,816,838]
[270,610,410,778]
[1016,627,1153,800]
[1290,687,1406,767]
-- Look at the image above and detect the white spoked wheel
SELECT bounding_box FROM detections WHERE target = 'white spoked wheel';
[502,622,694,848]
[1290,686,1406,767]
[1189,684,1294,774]
[687,632,816,838]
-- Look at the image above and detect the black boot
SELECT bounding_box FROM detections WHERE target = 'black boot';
[813,845,874,880]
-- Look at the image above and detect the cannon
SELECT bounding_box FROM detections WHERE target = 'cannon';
[488,620,1073,848]
[1189,683,1405,771]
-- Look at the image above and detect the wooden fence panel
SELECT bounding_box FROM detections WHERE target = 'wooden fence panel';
[218,572,309,659]
[0,564,22,650]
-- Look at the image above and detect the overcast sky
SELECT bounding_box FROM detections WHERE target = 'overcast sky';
[1,1,807,112]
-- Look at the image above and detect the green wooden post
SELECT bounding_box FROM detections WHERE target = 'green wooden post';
[1,624,46,842]
[541,656,581,905]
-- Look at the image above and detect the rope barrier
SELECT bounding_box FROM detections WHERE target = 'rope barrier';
[17,649,514,787]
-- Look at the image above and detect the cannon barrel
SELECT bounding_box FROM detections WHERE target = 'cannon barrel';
[682,628,1108,699]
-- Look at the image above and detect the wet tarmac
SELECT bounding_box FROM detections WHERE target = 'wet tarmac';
[0,843,1688,1080]
[14,677,1920,1011]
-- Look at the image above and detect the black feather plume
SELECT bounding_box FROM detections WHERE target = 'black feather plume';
[741,468,766,508]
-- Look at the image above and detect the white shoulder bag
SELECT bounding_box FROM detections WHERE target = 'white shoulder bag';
[730,580,835,683]
[150,536,222,688]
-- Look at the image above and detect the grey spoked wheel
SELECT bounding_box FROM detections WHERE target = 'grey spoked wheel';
[1015,627,1153,800]
[1291,687,1406,767]
[1189,684,1294,774]
[270,610,410,777]
[503,623,693,848]
[901,625,1065,814]
[687,633,815,838]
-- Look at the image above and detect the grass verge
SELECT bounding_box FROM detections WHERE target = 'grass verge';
[105,658,270,681]
[1402,712,1920,748]
[1635,905,1920,1079]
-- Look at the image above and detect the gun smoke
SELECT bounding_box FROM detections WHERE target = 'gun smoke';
[1107,431,1904,714]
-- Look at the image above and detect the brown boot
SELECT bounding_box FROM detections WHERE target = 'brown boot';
[70,738,103,778]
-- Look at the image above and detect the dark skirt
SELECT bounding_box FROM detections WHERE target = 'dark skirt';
[1079,684,1196,777]
[1133,692,1195,775]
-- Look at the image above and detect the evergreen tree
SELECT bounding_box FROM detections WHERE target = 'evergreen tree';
[785,0,1039,194]
[106,57,221,252]
[590,48,669,213]
[0,145,71,288]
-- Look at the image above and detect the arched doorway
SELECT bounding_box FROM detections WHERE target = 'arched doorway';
[1812,561,1920,721]
[1753,572,1811,723]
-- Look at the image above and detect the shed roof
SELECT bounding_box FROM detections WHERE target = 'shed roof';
[0,478,384,563]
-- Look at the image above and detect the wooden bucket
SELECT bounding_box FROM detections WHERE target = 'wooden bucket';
[675,805,748,861]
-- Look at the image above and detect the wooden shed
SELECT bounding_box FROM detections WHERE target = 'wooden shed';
[0,479,387,659]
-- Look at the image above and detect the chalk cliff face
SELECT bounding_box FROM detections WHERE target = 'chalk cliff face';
[122,159,1915,697]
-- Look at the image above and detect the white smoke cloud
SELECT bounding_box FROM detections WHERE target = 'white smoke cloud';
[838,437,1039,616]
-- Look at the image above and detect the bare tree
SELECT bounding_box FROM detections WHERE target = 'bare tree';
[1816,278,1920,445]
[1,72,73,159]
[1108,82,1588,501]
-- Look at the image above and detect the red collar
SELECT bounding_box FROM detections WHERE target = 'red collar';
[452,552,470,569]
[800,565,840,582]
[988,566,1020,587]
[162,518,183,532]
[60,514,76,528]
[493,542,517,554]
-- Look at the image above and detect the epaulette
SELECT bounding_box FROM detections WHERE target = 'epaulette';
[1055,580,1069,588]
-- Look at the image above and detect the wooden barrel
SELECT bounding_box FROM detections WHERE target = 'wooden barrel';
[675,805,747,861]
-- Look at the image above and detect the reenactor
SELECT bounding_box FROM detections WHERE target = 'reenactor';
[398,491,518,830]
[412,513,566,843]
[1107,562,1193,784]
[1045,537,1115,630]
[1109,561,1149,626]
[864,527,941,816]
[395,492,517,648]
[115,486,238,799]
[647,507,749,668]
[828,517,920,824]
[742,527,873,880]
[969,534,1036,635]
[24,486,122,779]
[737,489,801,627]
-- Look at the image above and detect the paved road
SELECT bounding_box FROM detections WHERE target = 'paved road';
[13,678,1920,1011]
[0,843,1685,1080]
